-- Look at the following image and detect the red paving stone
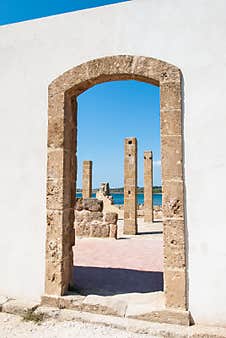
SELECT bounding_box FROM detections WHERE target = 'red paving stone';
[72,237,163,295]
[73,238,163,272]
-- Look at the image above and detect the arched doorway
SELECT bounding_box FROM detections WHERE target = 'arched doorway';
[45,55,187,320]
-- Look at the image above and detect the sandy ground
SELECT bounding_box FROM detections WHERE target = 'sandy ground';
[0,312,156,338]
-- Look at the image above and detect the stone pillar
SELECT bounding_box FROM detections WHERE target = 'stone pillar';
[124,137,137,234]
[82,160,92,199]
[144,151,153,223]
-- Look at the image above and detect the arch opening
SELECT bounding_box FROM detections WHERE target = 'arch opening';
[45,55,187,319]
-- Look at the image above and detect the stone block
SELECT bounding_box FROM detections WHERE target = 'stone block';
[85,211,103,222]
[2,299,39,315]
[48,113,64,149]
[75,198,83,211]
[49,63,90,96]
[161,136,183,180]
[130,309,190,326]
[47,209,74,230]
[161,109,182,136]
[47,178,72,210]
[83,198,103,212]
[75,210,103,226]
[109,224,117,238]
[75,223,90,237]
[74,210,90,225]
[87,55,134,83]
[45,259,65,296]
[105,212,118,224]
[82,294,127,316]
[162,180,184,219]
[41,294,84,311]
[90,224,110,237]
[132,56,181,85]
[165,269,187,310]
[164,219,186,269]
[47,148,64,179]
[160,82,182,111]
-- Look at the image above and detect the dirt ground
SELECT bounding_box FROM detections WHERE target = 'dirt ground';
[0,312,156,338]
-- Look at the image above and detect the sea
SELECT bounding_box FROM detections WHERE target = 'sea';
[76,193,162,206]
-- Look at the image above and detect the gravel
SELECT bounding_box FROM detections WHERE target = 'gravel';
[0,313,156,338]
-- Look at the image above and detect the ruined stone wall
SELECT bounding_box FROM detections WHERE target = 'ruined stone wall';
[96,183,124,219]
[74,198,118,238]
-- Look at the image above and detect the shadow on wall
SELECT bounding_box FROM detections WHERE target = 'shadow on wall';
[72,266,163,295]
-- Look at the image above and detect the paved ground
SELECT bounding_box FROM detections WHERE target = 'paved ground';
[0,312,156,338]
[73,219,163,295]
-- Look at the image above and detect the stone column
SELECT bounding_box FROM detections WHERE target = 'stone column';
[124,137,137,234]
[82,160,92,198]
[45,94,77,296]
[144,151,153,223]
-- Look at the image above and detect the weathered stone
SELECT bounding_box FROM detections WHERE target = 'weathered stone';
[46,55,186,313]
[165,269,187,310]
[47,209,74,229]
[124,137,137,234]
[132,56,181,85]
[49,63,90,96]
[84,211,103,222]
[162,136,183,180]
[41,294,84,310]
[161,109,182,136]
[144,151,153,223]
[82,161,92,198]
[75,223,90,237]
[2,299,39,315]
[130,309,190,326]
[82,294,127,317]
[75,198,83,211]
[47,148,65,179]
[109,224,117,238]
[96,183,123,219]
[160,82,182,111]
[99,182,110,196]
[48,98,65,149]
[83,198,103,212]
[105,212,118,224]
[164,219,186,269]
[74,210,90,224]
[162,180,184,219]
[87,55,134,84]
[47,178,72,210]
[90,224,110,237]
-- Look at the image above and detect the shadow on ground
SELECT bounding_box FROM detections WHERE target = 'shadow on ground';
[117,231,163,239]
[72,266,163,296]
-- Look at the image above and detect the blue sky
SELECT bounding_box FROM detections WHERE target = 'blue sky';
[0,0,130,25]
[77,80,161,188]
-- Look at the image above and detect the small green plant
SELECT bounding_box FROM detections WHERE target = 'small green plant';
[22,309,44,324]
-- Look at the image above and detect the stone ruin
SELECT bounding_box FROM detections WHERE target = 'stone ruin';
[96,182,124,219]
[137,204,162,220]
[79,140,162,240]
[74,198,118,238]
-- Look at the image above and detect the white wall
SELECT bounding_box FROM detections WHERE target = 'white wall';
[0,0,226,326]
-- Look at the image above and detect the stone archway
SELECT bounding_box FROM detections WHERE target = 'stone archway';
[45,55,187,318]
